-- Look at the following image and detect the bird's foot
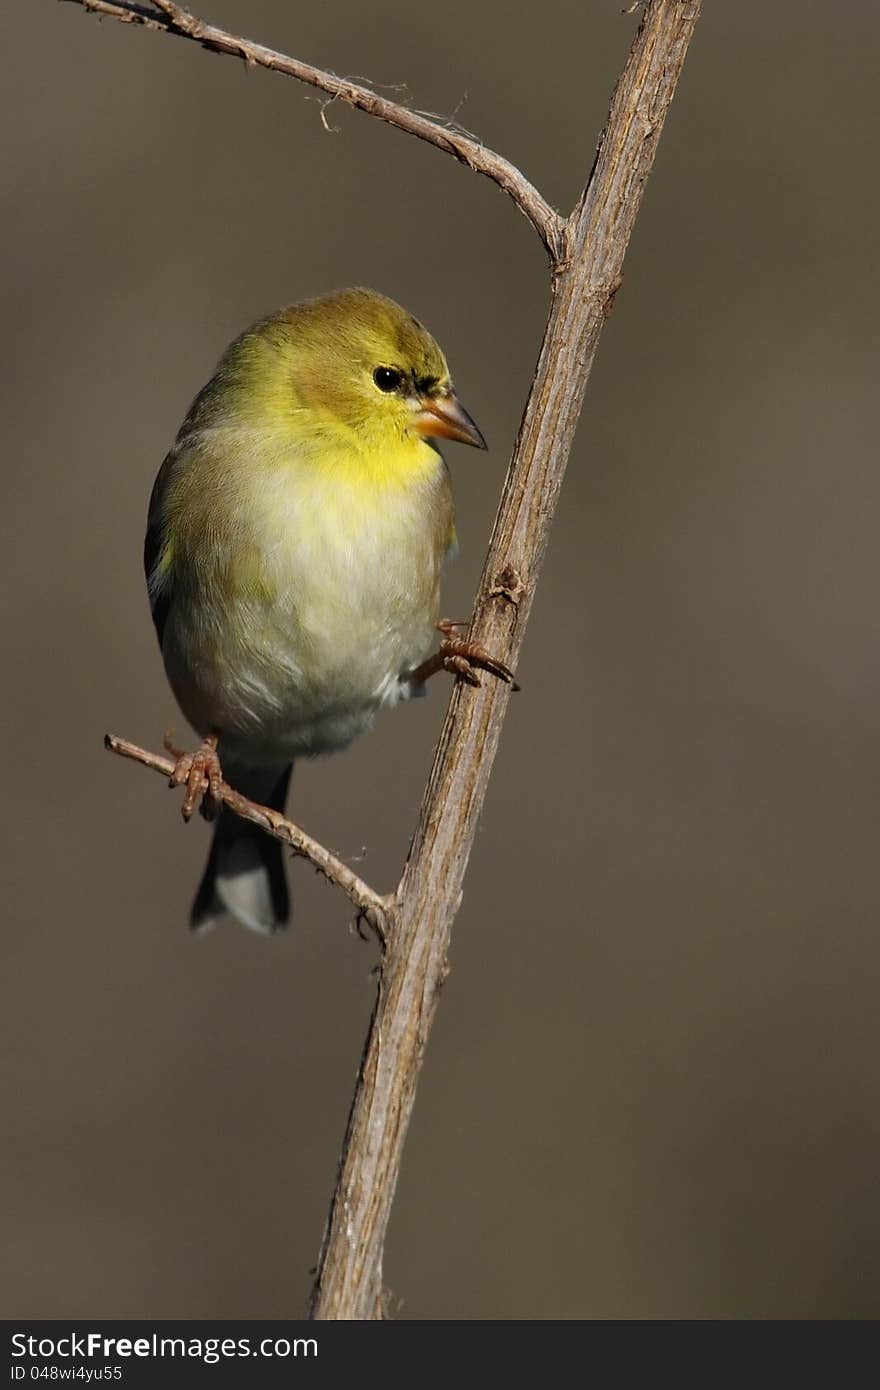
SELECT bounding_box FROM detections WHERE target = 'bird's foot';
[163,731,223,822]
[408,619,519,690]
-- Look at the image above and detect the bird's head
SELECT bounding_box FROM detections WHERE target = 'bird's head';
[214,288,486,456]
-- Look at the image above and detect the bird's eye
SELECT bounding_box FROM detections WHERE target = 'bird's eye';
[373,367,402,393]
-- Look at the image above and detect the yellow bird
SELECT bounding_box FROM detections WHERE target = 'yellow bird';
[145,288,513,933]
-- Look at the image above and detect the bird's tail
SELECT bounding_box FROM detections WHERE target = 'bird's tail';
[190,762,293,935]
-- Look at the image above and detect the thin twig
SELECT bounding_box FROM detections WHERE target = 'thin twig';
[59,0,565,258]
[104,734,389,939]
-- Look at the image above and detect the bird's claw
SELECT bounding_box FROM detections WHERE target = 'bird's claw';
[167,734,223,821]
[435,619,520,690]
[443,651,484,686]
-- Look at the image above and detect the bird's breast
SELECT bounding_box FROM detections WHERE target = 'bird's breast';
[162,438,454,757]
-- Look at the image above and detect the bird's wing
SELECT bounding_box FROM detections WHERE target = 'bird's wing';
[439,454,458,561]
[144,450,177,646]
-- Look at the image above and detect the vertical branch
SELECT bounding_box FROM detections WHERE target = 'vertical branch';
[310,0,703,1320]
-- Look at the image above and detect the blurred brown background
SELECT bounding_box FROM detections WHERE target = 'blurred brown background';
[3,0,879,1319]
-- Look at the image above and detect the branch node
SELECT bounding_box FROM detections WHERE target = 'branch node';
[603,273,624,317]
[488,564,525,608]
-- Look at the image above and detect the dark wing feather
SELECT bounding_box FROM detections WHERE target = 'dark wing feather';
[144,452,175,646]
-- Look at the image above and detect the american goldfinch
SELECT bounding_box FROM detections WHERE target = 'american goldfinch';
[145,288,513,934]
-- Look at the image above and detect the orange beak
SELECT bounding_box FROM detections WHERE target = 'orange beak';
[412,391,487,449]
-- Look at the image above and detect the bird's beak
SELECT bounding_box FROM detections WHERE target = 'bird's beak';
[412,390,487,450]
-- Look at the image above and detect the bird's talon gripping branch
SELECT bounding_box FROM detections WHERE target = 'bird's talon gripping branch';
[168,734,223,822]
[408,618,519,691]
[447,654,483,687]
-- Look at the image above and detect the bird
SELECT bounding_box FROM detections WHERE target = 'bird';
[144,287,515,934]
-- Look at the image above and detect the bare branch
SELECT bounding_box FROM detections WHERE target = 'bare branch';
[59,0,565,258]
[104,734,389,938]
